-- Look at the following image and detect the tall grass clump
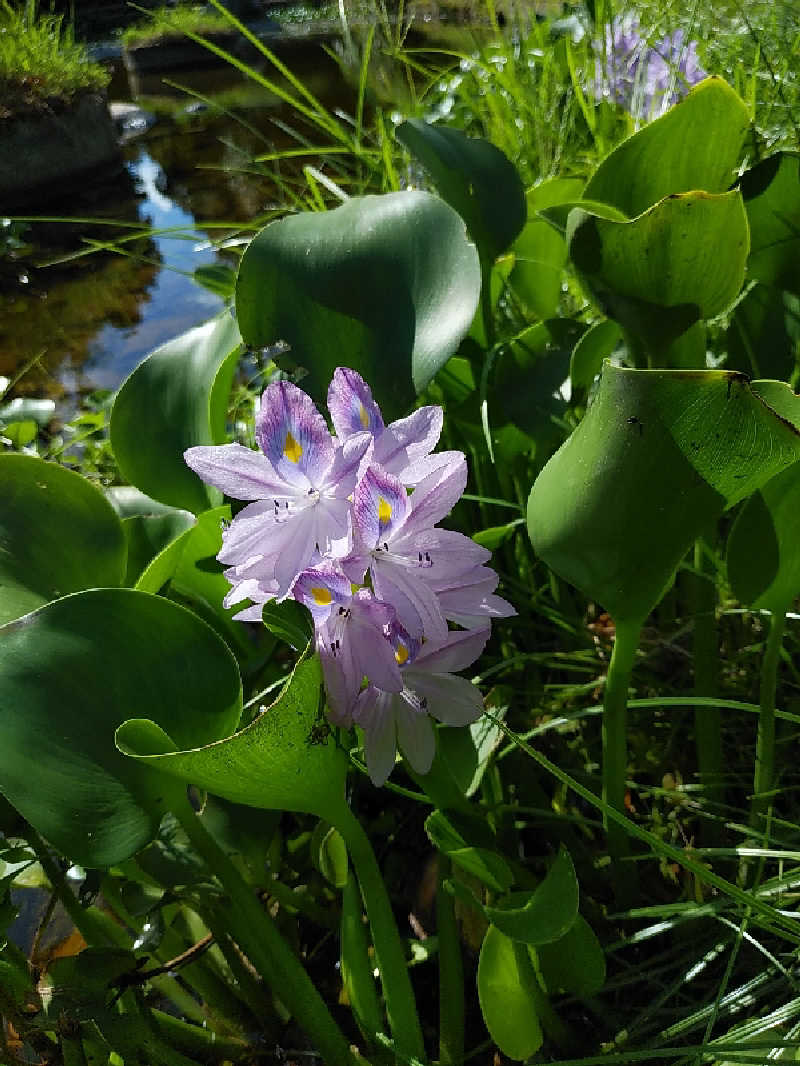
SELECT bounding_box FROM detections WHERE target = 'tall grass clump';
[0,0,110,117]
[121,3,234,48]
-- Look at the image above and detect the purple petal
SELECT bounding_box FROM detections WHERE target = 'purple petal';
[353,688,397,786]
[405,672,483,727]
[293,563,353,622]
[414,626,490,673]
[327,367,385,440]
[255,381,333,490]
[184,443,287,499]
[371,556,448,643]
[353,465,410,549]
[324,431,373,495]
[403,452,467,534]
[374,406,443,481]
[401,529,491,588]
[395,701,435,774]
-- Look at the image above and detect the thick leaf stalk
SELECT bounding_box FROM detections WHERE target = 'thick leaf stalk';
[751,606,788,830]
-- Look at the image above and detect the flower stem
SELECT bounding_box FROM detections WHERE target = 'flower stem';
[602,618,641,901]
[692,537,723,845]
[172,793,361,1066]
[335,802,426,1064]
[750,606,787,831]
[436,856,464,1066]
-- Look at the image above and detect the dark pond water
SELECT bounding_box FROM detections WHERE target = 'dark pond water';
[0,17,481,424]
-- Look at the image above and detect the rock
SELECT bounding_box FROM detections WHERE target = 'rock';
[0,93,122,211]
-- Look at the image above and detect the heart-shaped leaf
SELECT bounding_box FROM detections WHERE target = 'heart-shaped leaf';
[0,589,242,867]
[0,455,126,625]
[484,848,578,945]
[395,119,526,265]
[111,312,242,514]
[535,914,606,997]
[122,511,196,592]
[117,655,349,821]
[567,191,749,363]
[584,77,750,217]
[527,364,800,625]
[477,925,543,1061]
[235,192,481,420]
[727,381,800,612]
[739,152,800,295]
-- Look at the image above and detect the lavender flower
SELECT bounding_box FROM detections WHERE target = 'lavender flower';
[596,17,706,121]
[185,381,370,602]
[184,367,516,785]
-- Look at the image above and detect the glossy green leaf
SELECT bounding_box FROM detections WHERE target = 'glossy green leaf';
[477,925,543,1060]
[312,822,349,888]
[739,152,800,295]
[567,191,749,362]
[726,284,800,380]
[509,178,584,320]
[396,119,526,264]
[0,454,126,625]
[110,312,242,514]
[194,262,237,300]
[484,848,578,944]
[472,521,519,550]
[727,381,800,611]
[535,914,606,997]
[261,599,314,650]
[106,486,186,518]
[528,364,800,624]
[341,871,384,1041]
[437,705,507,799]
[235,192,481,420]
[122,511,196,591]
[0,589,242,867]
[570,318,622,391]
[584,77,750,217]
[117,656,349,821]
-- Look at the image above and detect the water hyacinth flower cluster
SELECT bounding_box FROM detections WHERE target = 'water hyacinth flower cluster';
[596,16,706,120]
[185,369,514,785]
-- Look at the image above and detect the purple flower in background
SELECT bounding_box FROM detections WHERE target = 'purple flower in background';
[328,367,446,485]
[596,16,706,120]
[353,625,489,786]
[184,381,369,602]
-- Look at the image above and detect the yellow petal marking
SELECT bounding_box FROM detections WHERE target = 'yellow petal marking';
[359,403,370,428]
[395,644,409,665]
[311,586,332,606]
[378,496,392,525]
[283,430,302,464]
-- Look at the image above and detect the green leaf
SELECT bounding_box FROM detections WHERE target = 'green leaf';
[0,589,242,867]
[528,364,800,624]
[312,822,349,888]
[110,313,242,514]
[509,178,584,320]
[424,809,513,891]
[727,381,800,611]
[235,192,481,420]
[116,656,349,820]
[261,599,314,650]
[472,521,519,550]
[584,77,750,217]
[570,318,622,392]
[484,848,578,944]
[106,486,187,518]
[122,511,196,591]
[739,152,800,295]
[535,914,606,997]
[437,704,507,798]
[477,925,543,1061]
[1,420,37,447]
[395,119,526,265]
[193,262,237,300]
[0,455,126,625]
[567,191,749,363]
[727,284,800,381]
